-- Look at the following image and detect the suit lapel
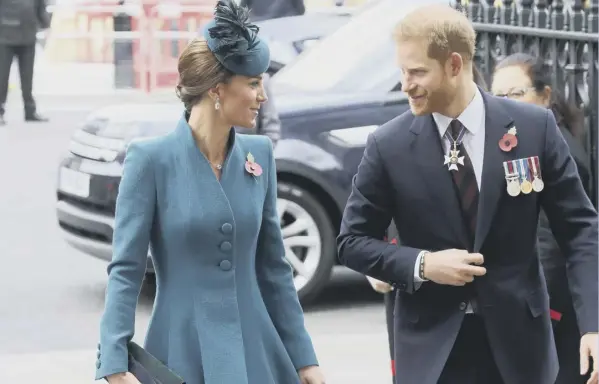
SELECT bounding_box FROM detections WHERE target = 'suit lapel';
[409,115,470,247]
[473,93,515,251]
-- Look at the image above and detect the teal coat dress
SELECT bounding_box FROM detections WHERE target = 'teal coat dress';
[95,115,319,383]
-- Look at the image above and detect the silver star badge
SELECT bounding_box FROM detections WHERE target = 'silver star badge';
[444,149,465,171]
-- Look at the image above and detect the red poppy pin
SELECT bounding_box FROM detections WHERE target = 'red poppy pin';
[499,126,518,152]
[245,152,263,177]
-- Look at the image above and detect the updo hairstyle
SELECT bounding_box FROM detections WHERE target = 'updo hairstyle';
[175,38,234,111]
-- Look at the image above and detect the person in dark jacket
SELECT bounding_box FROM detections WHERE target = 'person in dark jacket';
[0,0,49,125]
[491,52,592,384]
[366,64,489,383]
[240,0,305,21]
[254,73,281,144]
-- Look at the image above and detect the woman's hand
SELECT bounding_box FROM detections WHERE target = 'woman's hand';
[106,372,141,384]
[298,365,326,384]
[366,276,393,294]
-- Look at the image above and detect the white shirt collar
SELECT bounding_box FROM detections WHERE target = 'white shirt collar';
[432,84,484,138]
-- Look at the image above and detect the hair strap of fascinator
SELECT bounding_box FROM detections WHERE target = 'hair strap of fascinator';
[208,0,259,61]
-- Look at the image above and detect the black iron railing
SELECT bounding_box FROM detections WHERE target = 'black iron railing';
[456,0,598,207]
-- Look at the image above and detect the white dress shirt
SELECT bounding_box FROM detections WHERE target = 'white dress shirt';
[412,84,486,313]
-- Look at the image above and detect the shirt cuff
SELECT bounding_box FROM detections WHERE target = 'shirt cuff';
[413,251,429,289]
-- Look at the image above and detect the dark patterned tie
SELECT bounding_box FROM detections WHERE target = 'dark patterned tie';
[448,119,479,244]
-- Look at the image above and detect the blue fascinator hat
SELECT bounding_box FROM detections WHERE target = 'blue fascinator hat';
[202,0,270,77]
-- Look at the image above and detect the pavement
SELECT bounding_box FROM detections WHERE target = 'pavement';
[0,104,393,383]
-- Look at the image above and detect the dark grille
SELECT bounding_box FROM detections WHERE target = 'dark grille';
[57,192,115,215]
[59,222,112,244]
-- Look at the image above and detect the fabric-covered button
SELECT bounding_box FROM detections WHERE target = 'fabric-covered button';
[96,350,101,358]
[220,241,232,251]
[97,343,101,350]
[96,360,101,369]
[221,223,233,234]
[219,260,232,271]
[459,302,467,310]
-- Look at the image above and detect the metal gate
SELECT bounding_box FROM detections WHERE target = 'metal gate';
[457,0,598,207]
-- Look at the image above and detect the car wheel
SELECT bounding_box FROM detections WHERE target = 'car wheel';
[277,182,336,304]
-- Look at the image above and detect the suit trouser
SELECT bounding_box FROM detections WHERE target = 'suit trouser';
[0,44,36,116]
[437,315,503,384]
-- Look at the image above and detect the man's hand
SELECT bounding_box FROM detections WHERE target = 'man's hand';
[422,249,486,286]
[366,276,393,294]
[580,333,598,384]
[298,365,326,384]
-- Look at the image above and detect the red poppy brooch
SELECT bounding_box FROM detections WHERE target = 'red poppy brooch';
[499,126,518,152]
[245,152,263,177]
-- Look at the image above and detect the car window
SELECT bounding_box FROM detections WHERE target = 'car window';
[272,0,447,94]
[273,0,401,93]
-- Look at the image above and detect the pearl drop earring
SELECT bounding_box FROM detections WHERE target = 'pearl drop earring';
[215,98,220,110]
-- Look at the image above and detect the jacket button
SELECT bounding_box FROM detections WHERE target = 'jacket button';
[220,241,232,251]
[96,360,101,369]
[219,260,232,271]
[97,343,101,351]
[96,350,101,358]
[221,223,233,234]
[459,302,467,310]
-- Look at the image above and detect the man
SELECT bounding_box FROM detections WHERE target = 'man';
[0,0,49,125]
[240,0,305,22]
[336,5,598,384]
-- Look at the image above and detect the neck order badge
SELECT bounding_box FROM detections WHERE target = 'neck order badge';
[443,124,467,171]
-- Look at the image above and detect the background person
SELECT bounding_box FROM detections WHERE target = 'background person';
[0,0,49,125]
[491,52,592,384]
[235,72,281,145]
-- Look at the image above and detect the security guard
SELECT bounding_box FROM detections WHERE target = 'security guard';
[0,0,50,125]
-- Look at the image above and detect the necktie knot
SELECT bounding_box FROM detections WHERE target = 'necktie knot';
[449,119,463,142]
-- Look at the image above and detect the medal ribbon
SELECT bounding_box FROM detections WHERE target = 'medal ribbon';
[444,123,467,147]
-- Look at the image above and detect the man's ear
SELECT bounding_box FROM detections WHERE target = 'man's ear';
[541,85,552,107]
[447,52,464,77]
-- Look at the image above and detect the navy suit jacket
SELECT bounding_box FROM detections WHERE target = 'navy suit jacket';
[337,91,598,384]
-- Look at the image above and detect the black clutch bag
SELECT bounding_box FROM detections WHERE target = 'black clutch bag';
[128,341,186,384]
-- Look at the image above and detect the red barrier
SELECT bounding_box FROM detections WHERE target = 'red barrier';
[144,2,215,91]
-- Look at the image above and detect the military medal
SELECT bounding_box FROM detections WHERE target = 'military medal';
[443,124,467,171]
[503,160,521,197]
[444,142,465,171]
[530,156,544,192]
[518,158,533,194]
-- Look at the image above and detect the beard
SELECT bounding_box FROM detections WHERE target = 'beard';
[408,76,456,116]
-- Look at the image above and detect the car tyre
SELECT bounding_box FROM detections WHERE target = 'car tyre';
[277,181,336,305]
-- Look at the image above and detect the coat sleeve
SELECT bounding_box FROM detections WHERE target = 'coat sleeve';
[255,138,319,370]
[36,0,50,29]
[539,109,598,335]
[95,142,156,380]
[337,133,423,294]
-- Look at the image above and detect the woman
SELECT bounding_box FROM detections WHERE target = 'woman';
[492,52,591,384]
[95,1,325,383]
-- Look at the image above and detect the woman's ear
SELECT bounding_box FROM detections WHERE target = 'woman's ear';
[541,85,552,107]
[207,85,221,103]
